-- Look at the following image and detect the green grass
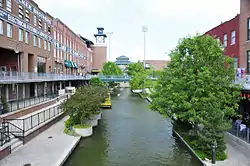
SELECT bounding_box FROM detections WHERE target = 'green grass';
[74,124,91,129]
[64,128,78,136]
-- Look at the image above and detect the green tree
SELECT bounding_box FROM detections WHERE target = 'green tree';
[62,86,107,126]
[89,77,104,87]
[102,62,123,76]
[127,61,145,76]
[150,35,241,159]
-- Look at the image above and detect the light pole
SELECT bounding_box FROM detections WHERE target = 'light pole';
[142,26,148,94]
[106,32,113,61]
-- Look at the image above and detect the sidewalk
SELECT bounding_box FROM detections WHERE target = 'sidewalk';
[0,116,81,166]
[204,134,250,166]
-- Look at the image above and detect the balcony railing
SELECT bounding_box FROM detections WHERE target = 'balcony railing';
[0,72,93,83]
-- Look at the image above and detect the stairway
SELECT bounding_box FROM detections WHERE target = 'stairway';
[10,136,23,153]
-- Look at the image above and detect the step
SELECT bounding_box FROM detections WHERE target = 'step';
[10,138,23,153]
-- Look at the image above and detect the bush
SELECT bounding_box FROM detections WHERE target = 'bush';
[74,124,91,129]
[65,118,74,128]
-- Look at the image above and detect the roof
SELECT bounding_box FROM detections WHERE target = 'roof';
[115,61,133,65]
[116,55,129,59]
[79,36,94,45]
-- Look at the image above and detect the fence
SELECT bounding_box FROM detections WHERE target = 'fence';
[229,121,250,143]
[4,105,64,136]
[0,93,58,115]
[0,124,10,146]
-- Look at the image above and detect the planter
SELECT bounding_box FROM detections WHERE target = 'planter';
[73,126,93,137]
[95,112,102,120]
[88,119,98,127]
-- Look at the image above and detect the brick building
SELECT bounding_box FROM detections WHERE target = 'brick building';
[0,0,98,102]
[239,0,250,73]
[143,60,169,70]
[205,14,240,69]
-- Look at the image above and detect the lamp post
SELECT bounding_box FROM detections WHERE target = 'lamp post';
[142,26,148,94]
[106,32,113,61]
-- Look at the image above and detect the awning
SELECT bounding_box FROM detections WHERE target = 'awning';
[64,60,73,68]
[74,62,79,69]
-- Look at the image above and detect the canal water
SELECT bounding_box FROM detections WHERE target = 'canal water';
[64,88,202,166]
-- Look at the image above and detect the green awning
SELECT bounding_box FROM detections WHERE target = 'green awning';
[74,63,79,69]
[65,60,73,68]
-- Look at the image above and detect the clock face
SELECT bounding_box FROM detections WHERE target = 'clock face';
[97,36,104,43]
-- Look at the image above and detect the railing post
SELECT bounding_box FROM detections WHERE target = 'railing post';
[237,124,239,137]
[23,119,25,133]
[54,107,56,117]
[43,110,45,122]
[31,115,33,129]
[247,128,249,143]
[38,113,40,125]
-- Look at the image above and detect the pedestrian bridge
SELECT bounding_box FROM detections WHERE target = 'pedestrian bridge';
[99,75,131,82]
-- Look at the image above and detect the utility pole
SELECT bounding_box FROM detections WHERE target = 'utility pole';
[142,26,148,94]
[106,32,113,61]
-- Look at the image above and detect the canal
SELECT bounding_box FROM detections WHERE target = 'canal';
[64,88,202,166]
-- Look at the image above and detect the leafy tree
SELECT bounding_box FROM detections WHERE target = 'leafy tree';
[127,61,145,76]
[89,77,104,87]
[150,35,241,159]
[102,62,123,76]
[62,86,107,126]
[130,71,153,90]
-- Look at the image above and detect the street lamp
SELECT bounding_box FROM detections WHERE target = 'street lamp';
[142,26,148,94]
[106,32,114,61]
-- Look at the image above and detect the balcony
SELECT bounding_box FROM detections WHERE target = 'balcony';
[0,72,92,84]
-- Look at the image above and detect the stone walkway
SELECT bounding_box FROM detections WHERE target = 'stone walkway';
[204,135,250,166]
[0,116,81,166]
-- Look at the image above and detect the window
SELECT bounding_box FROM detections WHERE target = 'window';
[231,30,236,45]
[38,18,42,29]
[44,23,47,32]
[60,34,62,43]
[48,42,51,52]
[44,40,47,50]
[54,30,56,40]
[6,0,12,12]
[57,32,59,42]
[25,10,30,22]
[33,35,37,47]
[0,20,3,35]
[38,38,41,48]
[34,15,37,26]
[54,48,56,57]
[7,23,12,38]
[247,51,250,73]
[0,0,2,7]
[248,18,250,41]
[25,31,29,44]
[18,29,23,41]
[223,34,227,47]
[48,25,51,34]
[18,5,24,18]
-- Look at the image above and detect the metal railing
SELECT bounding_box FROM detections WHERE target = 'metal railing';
[4,105,64,134]
[0,123,11,146]
[0,72,93,83]
[0,93,58,115]
[229,121,250,143]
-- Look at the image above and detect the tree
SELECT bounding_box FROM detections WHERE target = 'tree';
[127,61,145,76]
[89,77,104,87]
[62,86,107,126]
[150,35,241,159]
[101,62,123,76]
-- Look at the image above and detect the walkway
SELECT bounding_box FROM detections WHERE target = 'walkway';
[0,116,81,166]
[204,134,250,166]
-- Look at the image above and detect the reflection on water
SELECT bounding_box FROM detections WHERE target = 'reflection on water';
[64,89,202,166]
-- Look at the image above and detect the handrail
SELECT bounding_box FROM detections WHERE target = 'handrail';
[2,121,24,139]
[0,124,11,146]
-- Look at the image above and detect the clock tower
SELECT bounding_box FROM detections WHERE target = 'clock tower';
[94,27,107,44]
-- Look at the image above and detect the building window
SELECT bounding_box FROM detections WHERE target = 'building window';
[54,30,56,40]
[34,15,37,26]
[48,42,51,52]
[44,40,47,50]
[18,29,23,41]
[7,23,12,38]
[48,25,51,34]
[223,34,227,47]
[247,51,250,73]
[44,23,47,32]
[54,48,56,57]
[6,0,12,12]
[38,38,41,48]
[33,35,37,47]
[25,10,30,22]
[231,30,236,45]
[248,18,250,41]
[0,20,3,35]
[0,0,2,7]
[18,5,24,18]
[38,18,42,29]
[25,31,29,44]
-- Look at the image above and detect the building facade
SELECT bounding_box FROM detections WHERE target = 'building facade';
[0,0,93,102]
[239,0,250,73]
[143,60,169,70]
[205,14,240,69]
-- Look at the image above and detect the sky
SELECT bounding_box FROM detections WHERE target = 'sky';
[34,0,240,62]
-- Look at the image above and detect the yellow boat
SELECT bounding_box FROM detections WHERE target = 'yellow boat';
[101,92,112,108]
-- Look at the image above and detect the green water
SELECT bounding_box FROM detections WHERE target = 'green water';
[64,89,202,166]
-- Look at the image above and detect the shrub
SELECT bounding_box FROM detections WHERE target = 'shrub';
[74,124,91,129]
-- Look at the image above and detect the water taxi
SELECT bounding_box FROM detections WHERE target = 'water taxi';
[101,92,112,108]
